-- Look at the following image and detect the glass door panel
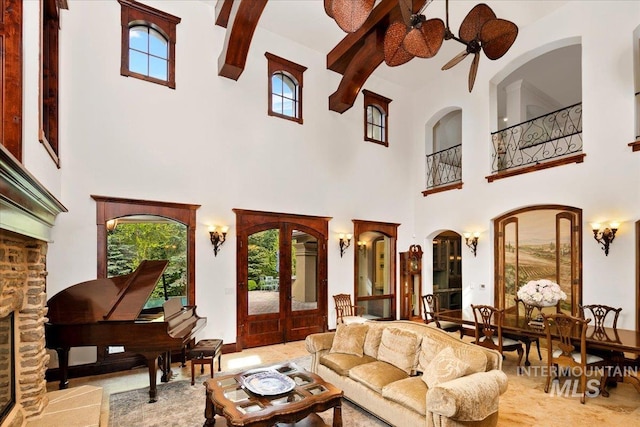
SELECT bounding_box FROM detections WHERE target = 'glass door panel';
[247,228,280,316]
[291,230,318,312]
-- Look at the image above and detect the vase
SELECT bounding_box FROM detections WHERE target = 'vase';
[528,301,558,323]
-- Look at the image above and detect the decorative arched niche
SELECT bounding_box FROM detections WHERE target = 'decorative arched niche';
[494,205,582,316]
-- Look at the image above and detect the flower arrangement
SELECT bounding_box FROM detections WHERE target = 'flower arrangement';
[517,279,567,307]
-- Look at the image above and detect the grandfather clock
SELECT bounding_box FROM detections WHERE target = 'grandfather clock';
[399,245,422,321]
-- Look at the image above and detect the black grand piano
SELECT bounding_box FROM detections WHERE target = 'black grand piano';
[45,259,207,402]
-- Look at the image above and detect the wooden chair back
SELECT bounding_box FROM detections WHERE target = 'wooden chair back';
[580,304,622,342]
[333,294,361,324]
[544,313,586,364]
[471,304,505,353]
[422,294,440,325]
[513,297,535,321]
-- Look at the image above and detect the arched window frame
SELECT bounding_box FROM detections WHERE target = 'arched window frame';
[265,52,307,124]
[118,0,180,89]
[363,90,391,146]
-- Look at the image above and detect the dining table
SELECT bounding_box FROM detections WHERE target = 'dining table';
[437,307,640,357]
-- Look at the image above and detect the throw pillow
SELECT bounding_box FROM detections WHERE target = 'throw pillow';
[422,347,471,388]
[363,323,384,358]
[418,334,488,374]
[377,327,422,374]
[329,323,369,357]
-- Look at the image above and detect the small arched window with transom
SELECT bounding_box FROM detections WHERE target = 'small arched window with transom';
[265,53,307,124]
[118,0,180,88]
[363,90,391,146]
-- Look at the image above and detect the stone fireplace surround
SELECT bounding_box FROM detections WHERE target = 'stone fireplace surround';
[0,146,67,427]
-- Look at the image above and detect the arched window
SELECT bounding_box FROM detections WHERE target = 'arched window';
[363,90,391,146]
[128,26,168,81]
[271,72,299,119]
[118,0,180,88]
[265,53,307,124]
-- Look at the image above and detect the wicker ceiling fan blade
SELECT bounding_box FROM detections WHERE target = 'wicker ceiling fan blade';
[459,3,496,43]
[468,52,480,92]
[480,19,518,60]
[384,21,413,67]
[324,0,334,18]
[402,18,445,58]
[441,49,469,70]
[384,21,414,66]
[331,0,375,33]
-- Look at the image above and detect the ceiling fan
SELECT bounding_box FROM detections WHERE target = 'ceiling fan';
[326,0,518,92]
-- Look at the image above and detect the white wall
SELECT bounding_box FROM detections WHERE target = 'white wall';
[16,0,640,366]
[31,0,415,354]
[411,1,640,329]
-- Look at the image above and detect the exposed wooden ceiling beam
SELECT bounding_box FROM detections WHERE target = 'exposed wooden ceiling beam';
[327,0,424,113]
[217,0,268,81]
[214,0,233,28]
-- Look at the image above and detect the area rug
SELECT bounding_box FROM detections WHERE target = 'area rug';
[108,356,389,427]
[109,352,640,427]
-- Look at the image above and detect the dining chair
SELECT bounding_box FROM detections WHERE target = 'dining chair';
[333,294,367,325]
[422,294,464,338]
[470,304,524,365]
[504,297,543,366]
[542,312,611,404]
[580,304,625,386]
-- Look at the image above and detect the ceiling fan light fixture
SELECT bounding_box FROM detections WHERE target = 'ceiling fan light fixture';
[330,0,375,33]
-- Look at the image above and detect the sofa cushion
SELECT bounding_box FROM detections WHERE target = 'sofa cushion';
[349,361,409,393]
[319,353,377,376]
[330,323,369,357]
[363,322,385,358]
[381,377,427,415]
[418,334,487,374]
[377,327,422,374]
[422,347,472,388]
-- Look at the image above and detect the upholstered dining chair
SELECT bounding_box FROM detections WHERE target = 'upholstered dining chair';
[504,297,543,366]
[333,294,367,325]
[542,313,611,404]
[471,304,524,366]
[422,294,464,338]
[580,304,625,385]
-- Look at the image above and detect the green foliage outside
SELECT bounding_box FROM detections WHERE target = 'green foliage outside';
[247,229,279,288]
[107,220,187,307]
[248,280,258,291]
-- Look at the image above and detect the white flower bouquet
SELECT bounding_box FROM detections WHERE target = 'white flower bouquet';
[517,279,567,307]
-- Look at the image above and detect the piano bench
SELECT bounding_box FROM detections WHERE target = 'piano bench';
[189,339,223,386]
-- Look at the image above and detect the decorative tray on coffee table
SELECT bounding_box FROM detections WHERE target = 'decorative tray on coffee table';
[240,370,296,396]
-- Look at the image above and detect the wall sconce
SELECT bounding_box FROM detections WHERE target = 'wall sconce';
[463,232,480,257]
[106,219,118,233]
[357,241,366,252]
[339,233,352,258]
[591,222,618,256]
[209,225,229,257]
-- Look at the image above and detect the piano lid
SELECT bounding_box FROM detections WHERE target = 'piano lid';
[47,260,169,325]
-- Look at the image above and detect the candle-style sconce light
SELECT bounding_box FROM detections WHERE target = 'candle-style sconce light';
[463,232,480,257]
[590,222,619,256]
[209,225,229,257]
[339,233,353,258]
[106,219,118,234]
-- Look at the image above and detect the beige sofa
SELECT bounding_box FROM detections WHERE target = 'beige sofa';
[305,320,508,427]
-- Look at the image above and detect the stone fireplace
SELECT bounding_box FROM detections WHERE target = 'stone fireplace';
[0,146,67,427]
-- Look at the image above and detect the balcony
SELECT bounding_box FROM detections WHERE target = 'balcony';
[489,103,584,180]
[423,144,462,196]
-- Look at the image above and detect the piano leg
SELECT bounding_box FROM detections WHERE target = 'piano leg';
[55,347,70,389]
[160,350,173,382]
[143,352,161,403]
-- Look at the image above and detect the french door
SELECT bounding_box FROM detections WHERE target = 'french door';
[234,209,329,349]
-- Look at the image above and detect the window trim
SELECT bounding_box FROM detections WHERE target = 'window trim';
[265,52,307,124]
[118,0,181,89]
[363,90,391,146]
[91,195,200,305]
[39,0,65,167]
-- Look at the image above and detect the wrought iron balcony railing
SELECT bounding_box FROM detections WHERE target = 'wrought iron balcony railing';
[490,102,582,173]
[425,144,461,190]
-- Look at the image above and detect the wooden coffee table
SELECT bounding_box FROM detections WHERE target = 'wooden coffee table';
[204,362,342,427]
